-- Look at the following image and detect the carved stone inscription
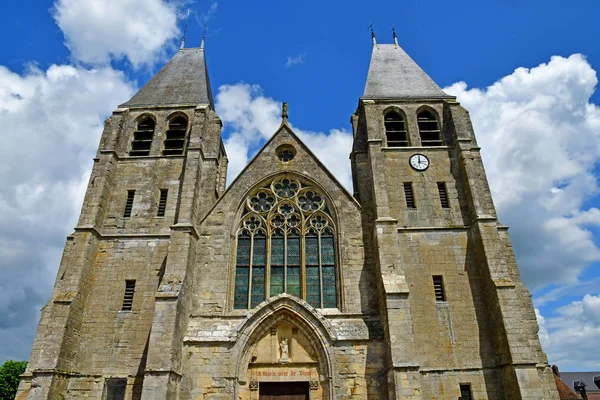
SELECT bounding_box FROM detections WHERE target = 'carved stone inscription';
[251,367,312,382]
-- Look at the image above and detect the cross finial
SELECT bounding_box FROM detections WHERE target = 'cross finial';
[282,102,289,122]
[200,23,207,49]
[180,8,191,49]
[368,23,376,46]
[392,24,398,47]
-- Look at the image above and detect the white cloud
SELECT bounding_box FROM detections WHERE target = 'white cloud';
[53,0,181,67]
[215,83,353,189]
[444,54,600,291]
[0,63,134,361]
[285,53,307,68]
[537,294,600,370]
[195,1,219,26]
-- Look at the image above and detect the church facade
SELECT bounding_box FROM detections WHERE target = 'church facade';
[17,36,560,400]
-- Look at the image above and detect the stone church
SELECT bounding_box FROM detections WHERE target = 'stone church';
[18,32,561,400]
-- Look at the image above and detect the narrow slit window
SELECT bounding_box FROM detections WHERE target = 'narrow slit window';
[438,182,450,209]
[459,384,473,400]
[384,112,408,147]
[163,116,187,156]
[404,183,416,209]
[418,110,443,146]
[121,280,135,311]
[123,190,135,218]
[157,189,168,217]
[433,276,445,302]
[130,117,155,156]
[104,378,127,400]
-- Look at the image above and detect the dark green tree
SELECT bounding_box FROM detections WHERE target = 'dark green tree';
[0,360,26,400]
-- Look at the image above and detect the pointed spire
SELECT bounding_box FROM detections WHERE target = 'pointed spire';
[363,41,452,99]
[369,23,377,46]
[392,25,399,47]
[282,102,289,123]
[120,47,214,108]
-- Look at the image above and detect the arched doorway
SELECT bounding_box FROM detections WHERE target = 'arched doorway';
[233,295,335,400]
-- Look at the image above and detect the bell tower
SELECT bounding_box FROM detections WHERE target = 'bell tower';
[17,45,227,399]
[350,32,560,399]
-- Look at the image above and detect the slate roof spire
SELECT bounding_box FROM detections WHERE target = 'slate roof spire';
[363,35,453,100]
[120,46,214,108]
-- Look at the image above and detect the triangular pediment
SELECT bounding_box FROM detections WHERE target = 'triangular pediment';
[216,121,359,214]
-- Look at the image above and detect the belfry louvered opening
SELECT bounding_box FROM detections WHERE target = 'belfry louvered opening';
[123,190,135,218]
[233,176,338,310]
[384,111,408,147]
[433,276,445,302]
[437,182,450,209]
[121,280,136,311]
[163,116,187,155]
[403,182,416,208]
[157,189,168,217]
[418,110,442,146]
[130,117,155,156]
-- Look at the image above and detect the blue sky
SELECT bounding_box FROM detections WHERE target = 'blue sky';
[1,0,600,371]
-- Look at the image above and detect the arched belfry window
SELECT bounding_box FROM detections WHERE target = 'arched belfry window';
[163,116,187,155]
[233,176,338,310]
[417,110,442,146]
[130,117,155,156]
[384,111,408,147]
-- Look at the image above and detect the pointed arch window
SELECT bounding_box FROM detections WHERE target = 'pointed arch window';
[163,116,187,155]
[384,111,408,147]
[417,110,442,146]
[130,117,155,156]
[233,176,339,310]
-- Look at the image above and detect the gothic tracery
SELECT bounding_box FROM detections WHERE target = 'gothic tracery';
[234,176,338,309]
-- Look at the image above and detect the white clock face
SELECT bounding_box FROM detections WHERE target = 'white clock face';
[409,154,429,171]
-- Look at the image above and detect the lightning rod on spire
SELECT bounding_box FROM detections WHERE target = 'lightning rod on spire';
[392,24,398,47]
[200,23,207,49]
[368,23,376,46]
[180,8,191,49]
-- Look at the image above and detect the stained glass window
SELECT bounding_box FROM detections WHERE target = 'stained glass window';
[251,233,267,307]
[287,231,301,298]
[270,231,284,296]
[233,176,338,309]
[234,232,251,309]
[321,233,337,308]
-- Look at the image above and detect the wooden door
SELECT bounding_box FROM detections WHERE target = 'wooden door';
[259,382,309,400]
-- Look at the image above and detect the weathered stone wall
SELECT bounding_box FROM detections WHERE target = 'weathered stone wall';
[74,238,169,374]
[17,104,223,399]
[351,98,560,399]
